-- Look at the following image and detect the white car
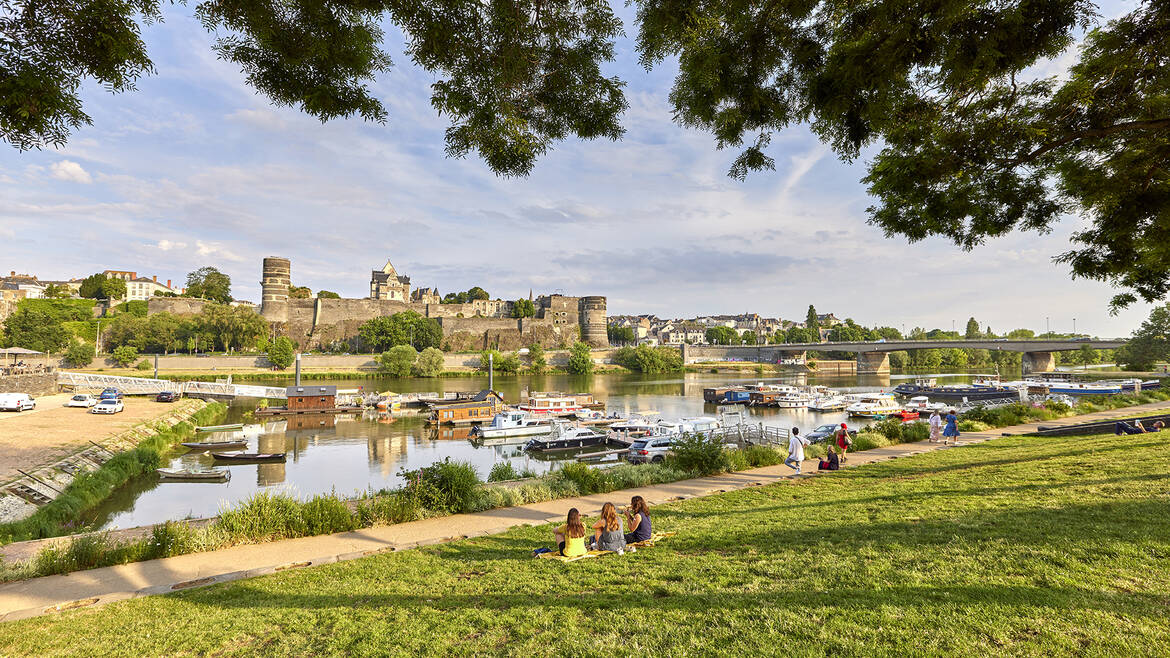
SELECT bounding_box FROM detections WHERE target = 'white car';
[90,399,125,414]
[66,394,97,408]
[0,393,36,412]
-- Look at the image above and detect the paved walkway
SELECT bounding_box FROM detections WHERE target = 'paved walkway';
[3,398,1168,623]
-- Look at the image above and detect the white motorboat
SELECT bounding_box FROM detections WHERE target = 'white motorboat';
[472,411,552,438]
[655,416,723,437]
[902,395,948,414]
[846,394,902,418]
[808,396,848,412]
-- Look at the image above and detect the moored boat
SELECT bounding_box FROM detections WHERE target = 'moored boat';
[211,452,287,463]
[524,426,608,452]
[471,411,552,438]
[846,394,902,418]
[181,439,249,451]
[158,468,230,482]
[808,396,848,412]
[195,423,244,432]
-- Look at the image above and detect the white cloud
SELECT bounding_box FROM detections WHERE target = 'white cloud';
[195,240,242,262]
[49,160,93,184]
[155,239,187,251]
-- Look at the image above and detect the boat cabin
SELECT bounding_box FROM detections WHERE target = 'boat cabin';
[430,390,505,425]
[285,385,337,411]
[703,387,734,403]
[749,390,784,405]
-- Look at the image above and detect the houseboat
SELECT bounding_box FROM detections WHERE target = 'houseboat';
[654,416,723,437]
[470,411,552,438]
[846,394,903,418]
[808,395,848,412]
[703,387,736,403]
[427,390,506,425]
[902,396,948,414]
[894,378,1021,403]
[524,425,608,452]
[518,393,585,417]
[748,385,805,408]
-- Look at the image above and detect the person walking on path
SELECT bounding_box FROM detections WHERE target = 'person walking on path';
[785,427,810,474]
[929,410,943,443]
[836,423,852,462]
[943,410,960,445]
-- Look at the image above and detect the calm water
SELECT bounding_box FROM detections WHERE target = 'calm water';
[85,370,988,529]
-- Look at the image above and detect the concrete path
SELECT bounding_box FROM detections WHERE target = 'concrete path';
[3,398,1168,623]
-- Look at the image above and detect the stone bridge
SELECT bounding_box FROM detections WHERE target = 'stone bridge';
[680,339,1128,374]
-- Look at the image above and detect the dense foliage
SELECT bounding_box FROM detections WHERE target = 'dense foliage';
[441,287,490,304]
[526,343,546,373]
[414,346,445,377]
[1,307,70,352]
[566,341,594,374]
[64,340,95,366]
[358,311,442,352]
[607,326,636,345]
[184,267,232,303]
[378,345,419,377]
[613,345,683,373]
[266,336,295,369]
[1119,303,1170,370]
[100,303,267,354]
[511,299,536,318]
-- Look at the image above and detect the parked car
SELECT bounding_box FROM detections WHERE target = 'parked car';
[155,391,179,402]
[65,393,97,408]
[806,423,857,444]
[0,393,36,412]
[627,436,674,464]
[99,388,124,401]
[91,399,125,414]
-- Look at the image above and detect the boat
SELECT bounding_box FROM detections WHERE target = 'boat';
[195,423,244,432]
[470,411,552,438]
[893,410,920,420]
[771,391,812,409]
[524,426,608,452]
[720,390,753,404]
[158,468,230,482]
[893,377,1021,403]
[902,396,948,414]
[653,416,723,437]
[517,394,584,417]
[846,394,903,418]
[808,396,848,412]
[210,452,287,463]
[181,439,249,451]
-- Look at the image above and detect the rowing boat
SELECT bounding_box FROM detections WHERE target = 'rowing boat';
[157,468,230,482]
[211,452,287,463]
[195,423,245,432]
[181,439,249,451]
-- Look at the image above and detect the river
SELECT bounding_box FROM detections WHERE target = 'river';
[84,370,990,530]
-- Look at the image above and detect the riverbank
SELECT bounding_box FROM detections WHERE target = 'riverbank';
[2,428,1166,654]
[0,400,225,541]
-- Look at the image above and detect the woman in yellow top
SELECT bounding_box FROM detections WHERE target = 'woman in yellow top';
[554,508,588,557]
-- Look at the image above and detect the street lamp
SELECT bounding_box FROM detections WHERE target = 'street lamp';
[1046,316,1050,336]
[1073,318,1077,335]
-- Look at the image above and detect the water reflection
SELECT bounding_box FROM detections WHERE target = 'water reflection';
[83,370,990,530]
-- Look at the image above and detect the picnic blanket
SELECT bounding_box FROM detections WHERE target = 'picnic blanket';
[536,532,676,562]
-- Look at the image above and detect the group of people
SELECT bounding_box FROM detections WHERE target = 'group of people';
[928,410,961,444]
[785,424,853,475]
[553,495,652,558]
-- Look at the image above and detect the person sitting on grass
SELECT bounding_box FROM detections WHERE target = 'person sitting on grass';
[554,508,588,558]
[591,502,626,554]
[819,445,840,471]
[623,495,652,546]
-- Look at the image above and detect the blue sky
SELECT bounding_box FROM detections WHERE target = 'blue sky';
[0,1,1151,337]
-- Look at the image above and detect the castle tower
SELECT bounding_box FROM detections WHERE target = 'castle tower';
[260,257,290,323]
[579,296,609,348]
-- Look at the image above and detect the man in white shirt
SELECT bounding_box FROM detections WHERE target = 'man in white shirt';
[785,427,810,475]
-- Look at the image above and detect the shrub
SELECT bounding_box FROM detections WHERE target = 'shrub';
[852,433,890,451]
[214,492,309,542]
[527,343,546,373]
[145,521,198,559]
[555,462,607,494]
[868,418,906,442]
[479,349,520,373]
[135,359,152,371]
[378,345,418,377]
[567,341,594,374]
[64,341,95,367]
[957,419,992,432]
[667,432,729,476]
[111,345,138,367]
[398,459,481,514]
[901,421,930,443]
[488,462,520,482]
[413,347,445,377]
[742,444,784,467]
[613,345,684,373]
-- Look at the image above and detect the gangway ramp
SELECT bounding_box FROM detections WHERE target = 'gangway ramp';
[57,372,286,399]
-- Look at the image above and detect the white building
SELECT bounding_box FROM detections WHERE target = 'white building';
[125,276,178,301]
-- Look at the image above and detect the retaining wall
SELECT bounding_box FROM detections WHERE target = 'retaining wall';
[0,373,57,396]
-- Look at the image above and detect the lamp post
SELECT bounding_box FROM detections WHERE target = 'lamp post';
[1073,318,1077,335]
[1046,317,1050,336]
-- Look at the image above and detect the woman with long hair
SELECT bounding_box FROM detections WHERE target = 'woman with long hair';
[591,502,626,552]
[554,507,588,557]
[623,495,652,545]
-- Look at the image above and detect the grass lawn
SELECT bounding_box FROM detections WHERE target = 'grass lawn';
[3,432,1169,656]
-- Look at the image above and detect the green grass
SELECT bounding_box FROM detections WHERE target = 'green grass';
[2,431,1168,655]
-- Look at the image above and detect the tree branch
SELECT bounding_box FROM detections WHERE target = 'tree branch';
[1000,117,1170,169]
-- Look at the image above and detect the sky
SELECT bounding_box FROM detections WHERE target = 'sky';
[0,1,1152,338]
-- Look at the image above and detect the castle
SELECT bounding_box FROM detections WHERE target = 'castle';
[258,257,608,351]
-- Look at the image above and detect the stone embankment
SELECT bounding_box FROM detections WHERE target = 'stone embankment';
[0,374,56,396]
[0,398,211,524]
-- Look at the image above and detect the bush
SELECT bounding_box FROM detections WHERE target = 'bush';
[267,336,295,370]
[378,345,418,377]
[527,343,546,373]
[851,433,890,451]
[567,341,594,374]
[111,345,139,367]
[957,419,992,432]
[555,462,608,494]
[413,347,445,377]
[301,494,357,535]
[488,462,520,482]
[64,341,95,367]
[214,492,309,542]
[398,459,481,515]
[741,444,784,467]
[667,432,728,476]
[479,349,520,373]
[901,421,930,442]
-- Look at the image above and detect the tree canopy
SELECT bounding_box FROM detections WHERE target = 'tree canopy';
[185,267,232,303]
[358,311,443,352]
[78,273,126,300]
[5,1,1167,307]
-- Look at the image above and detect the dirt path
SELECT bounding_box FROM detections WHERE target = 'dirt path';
[0,397,185,484]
